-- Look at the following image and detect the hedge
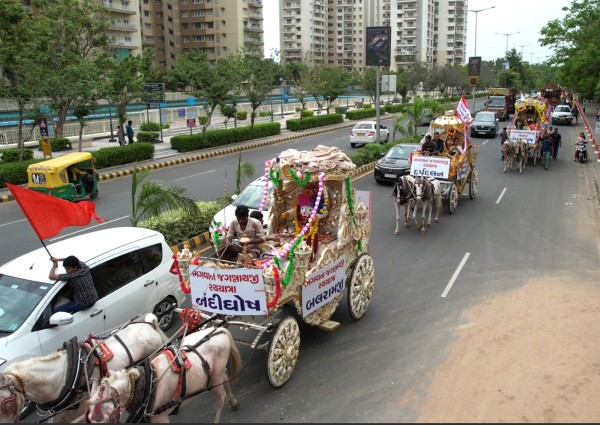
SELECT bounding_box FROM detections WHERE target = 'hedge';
[285,113,344,131]
[92,142,155,169]
[137,131,161,143]
[0,148,34,164]
[0,159,42,188]
[170,122,281,153]
[345,108,377,120]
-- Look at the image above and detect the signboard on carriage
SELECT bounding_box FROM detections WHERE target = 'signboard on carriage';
[302,256,346,317]
[410,156,451,179]
[190,266,268,316]
[508,129,538,145]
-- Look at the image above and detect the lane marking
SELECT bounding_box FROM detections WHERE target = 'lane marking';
[496,187,507,204]
[482,140,489,145]
[174,170,216,182]
[48,216,129,242]
[0,219,26,227]
[441,252,470,298]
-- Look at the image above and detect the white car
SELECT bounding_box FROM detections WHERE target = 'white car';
[0,227,187,368]
[349,121,390,147]
[551,104,573,125]
[209,176,274,243]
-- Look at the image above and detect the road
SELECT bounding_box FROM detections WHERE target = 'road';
[12,106,600,422]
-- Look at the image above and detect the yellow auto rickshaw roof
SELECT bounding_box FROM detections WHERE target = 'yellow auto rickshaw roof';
[27,152,93,173]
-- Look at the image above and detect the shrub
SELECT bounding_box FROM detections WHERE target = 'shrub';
[286,113,344,131]
[300,109,314,118]
[363,102,372,109]
[258,110,273,117]
[198,116,209,125]
[236,110,248,120]
[0,159,41,188]
[139,201,222,247]
[91,142,155,169]
[137,131,160,143]
[335,106,348,114]
[139,121,169,131]
[345,108,377,120]
[384,104,404,114]
[38,137,71,151]
[0,148,34,164]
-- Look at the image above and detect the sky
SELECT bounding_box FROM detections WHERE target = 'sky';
[262,0,571,64]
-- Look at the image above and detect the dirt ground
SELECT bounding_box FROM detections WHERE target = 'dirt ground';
[418,168,600,423]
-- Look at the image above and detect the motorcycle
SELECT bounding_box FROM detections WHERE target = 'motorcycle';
[576,140,588,163]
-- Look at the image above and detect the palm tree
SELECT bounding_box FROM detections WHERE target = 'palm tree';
[130,165,202,227]
[235,152,255,194]
[394,98,452,138]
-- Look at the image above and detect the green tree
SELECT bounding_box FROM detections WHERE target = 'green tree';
[234,152,255,194]
[40,0,113,137]
[130,166,202,227]
[356,67,378,103]
[244,58,277,127]
[309,66,352,113]
[539,0,600,100]
[393,98,451,137]
[70,61,104,152]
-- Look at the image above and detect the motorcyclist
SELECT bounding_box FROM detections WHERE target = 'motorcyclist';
[574,131,587,161]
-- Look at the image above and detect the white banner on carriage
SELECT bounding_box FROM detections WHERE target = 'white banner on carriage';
[190,266,268,316]
[508,129,537,145]
[410,156,451,179]
[355,190,372,222]
[301,255,346,317]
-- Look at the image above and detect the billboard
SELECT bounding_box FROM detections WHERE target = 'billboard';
[366,26,391,67]
[468,57,482,76]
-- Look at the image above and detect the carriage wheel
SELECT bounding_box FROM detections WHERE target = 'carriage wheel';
[468,167,479,200]
[266,315,300,388]
[347,253,375,320]
[447,183,458,214]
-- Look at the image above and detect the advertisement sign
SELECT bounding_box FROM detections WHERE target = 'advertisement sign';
[301,256,346,317]
[190,266,268,316]
[365,26,391,67]
[508,129,537,145]
[410,156,451,178]
[38,118,49,137]
[468,57,482,76]
[40,138,51,158]
[178,109,185,118]
[186,118,196,127]
[187,108,197,119]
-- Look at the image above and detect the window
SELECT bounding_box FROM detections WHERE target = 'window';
[144,10,150,17]
[91,251,144,298]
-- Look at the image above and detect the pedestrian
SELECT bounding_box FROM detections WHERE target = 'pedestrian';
[49,255,99,314]
[571,105,579,124]
[541,132,553,170]
[498,127,508,160]
[125,120,135,144]
[550,127,562,160]
[433,132,444,153]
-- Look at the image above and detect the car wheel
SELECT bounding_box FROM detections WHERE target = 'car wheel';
[351,143,357,148]
[153,296,176,331]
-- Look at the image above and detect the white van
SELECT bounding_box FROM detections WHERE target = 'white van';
[0,227,187,368]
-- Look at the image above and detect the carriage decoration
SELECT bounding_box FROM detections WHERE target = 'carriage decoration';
[177,145,375,388]
[506,97,548,169]
[413,110,479,214]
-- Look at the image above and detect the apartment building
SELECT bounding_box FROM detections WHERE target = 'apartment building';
[281,0,467,72]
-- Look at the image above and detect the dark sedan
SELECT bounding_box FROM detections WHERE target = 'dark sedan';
[373,143,418,184]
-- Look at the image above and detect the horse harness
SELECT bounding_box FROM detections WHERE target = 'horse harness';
[0,372,26,417]
[87,328,226,422]
[393,175,416,205]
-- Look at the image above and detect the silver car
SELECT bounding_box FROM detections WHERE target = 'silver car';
[349,121,390,147]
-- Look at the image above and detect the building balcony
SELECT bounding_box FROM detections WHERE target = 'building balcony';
[245,24,263,32]
[111,41,139,49]
[110,23,137,31]
[285,49,302,57]
[248,0,263,8]
[102,3,136,14]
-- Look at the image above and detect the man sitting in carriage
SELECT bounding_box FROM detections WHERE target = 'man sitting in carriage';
[421,134,438,155]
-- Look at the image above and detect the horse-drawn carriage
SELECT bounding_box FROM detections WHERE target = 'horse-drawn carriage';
[414,111,479,214]
[505,97,548,171]
[176,145,374,389]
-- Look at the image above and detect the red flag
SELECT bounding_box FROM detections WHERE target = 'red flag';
[455,94,473,127]
[7,183,106,240]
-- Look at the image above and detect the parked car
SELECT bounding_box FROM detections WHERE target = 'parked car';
[349,121,390,147]
[209,176,274,243]
[0,227,187,369]
[373,143,419,184]
[470,111,499,137]
[551,104,573,125]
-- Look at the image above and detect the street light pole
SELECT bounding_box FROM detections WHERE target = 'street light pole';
[279,77,284,118]
[515,43,531,58]
[375,0,381,144]
[495,31,520,57]
[468,5,495,113]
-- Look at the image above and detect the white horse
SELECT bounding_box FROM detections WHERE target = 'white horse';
[0,313,169,423]
[502,140,516,172]
[392,175,415,234]
[82,327,241,423]
[515,140,528,173]
[412,176,441,233]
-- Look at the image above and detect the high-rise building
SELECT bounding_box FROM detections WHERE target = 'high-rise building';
[281,0,467,71]
[103,0,143,61]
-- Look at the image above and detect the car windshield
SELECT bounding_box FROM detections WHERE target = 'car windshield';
[385,145,415,160]
[488,97,505,107]
[555,106,570,113]
[233,183,272,209]
[354,123,373,130]
[0,274,50,334]
[475,114,495,123]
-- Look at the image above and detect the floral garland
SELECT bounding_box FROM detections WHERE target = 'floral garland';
[213,221,222,248]
[266,266,281,307]
[259,172,326,272]
[345,176,362,251]
[289,168,312,186]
